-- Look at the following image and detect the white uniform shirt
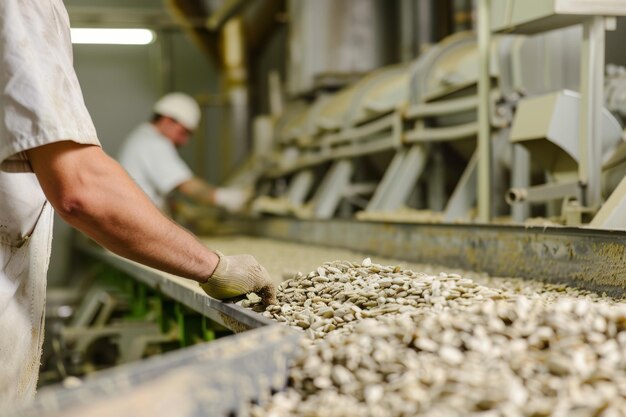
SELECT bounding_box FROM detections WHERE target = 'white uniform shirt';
[0,0,100,405]
[118,123,193,209]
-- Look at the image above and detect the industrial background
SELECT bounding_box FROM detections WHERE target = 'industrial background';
[12,0,626,416]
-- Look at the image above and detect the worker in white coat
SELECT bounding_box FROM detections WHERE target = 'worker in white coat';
[0,0,275,407]
[119,93,249,213]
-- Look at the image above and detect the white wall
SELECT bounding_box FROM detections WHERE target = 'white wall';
[72,43,161,155]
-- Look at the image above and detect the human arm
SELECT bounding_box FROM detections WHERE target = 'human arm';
[177,177,250,212]
[177,177,217,206]
[27,141,275,303]
[27,141,219,282]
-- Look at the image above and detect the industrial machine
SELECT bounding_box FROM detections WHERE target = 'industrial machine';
[250,20,626,227]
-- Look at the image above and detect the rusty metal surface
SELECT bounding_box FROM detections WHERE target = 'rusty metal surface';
[224,218,626,297]
[75,240,275,332]
[9,325,301,417]
[75,217,626,309]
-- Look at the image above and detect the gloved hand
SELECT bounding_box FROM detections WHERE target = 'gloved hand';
[214,187,250,212]
[200,251,277,304]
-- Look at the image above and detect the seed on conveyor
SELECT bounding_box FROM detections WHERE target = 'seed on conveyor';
[198,237,626,416]
[246,257,626,417]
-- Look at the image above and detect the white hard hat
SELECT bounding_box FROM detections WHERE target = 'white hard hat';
[153,92,201,131]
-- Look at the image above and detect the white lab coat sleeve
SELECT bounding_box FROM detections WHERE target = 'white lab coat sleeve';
[0,0,100,173]
[0,0,98,406]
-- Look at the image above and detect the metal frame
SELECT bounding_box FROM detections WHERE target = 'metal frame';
[14,326,300,417]
[477,0,492,221]
[366,144,428,212]
[286,169,314,206]
[590,174,626,229]
[490,0,626,221]
[578,16,605,209]
[302,159,354,219]
[76,241,274,332]
[443,150,478,221]
[219,218,626,297]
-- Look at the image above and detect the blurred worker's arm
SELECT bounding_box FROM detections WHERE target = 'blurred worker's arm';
[177,177,217,205]
[177,177,250,212]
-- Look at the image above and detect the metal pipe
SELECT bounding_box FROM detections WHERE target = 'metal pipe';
[400,0,416,62]
[477,0,492,222]
[164,0,219,60]
[505,188,527,205]
[511,143,530,222]
[221,18,250,177]
[417,0,434,51]
[579,16,605,210]
[506,181,581,205]
[206,0,252,31]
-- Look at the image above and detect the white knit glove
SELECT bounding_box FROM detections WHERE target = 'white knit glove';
[200,251,276,304]
[214,187,250,212]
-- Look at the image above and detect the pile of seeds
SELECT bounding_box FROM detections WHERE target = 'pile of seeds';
[247,259,626,417]
[254,258,510,338]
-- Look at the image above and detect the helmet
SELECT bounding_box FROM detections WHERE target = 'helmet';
[153,92,201,131]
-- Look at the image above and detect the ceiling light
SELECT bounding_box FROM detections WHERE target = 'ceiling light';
[70,28,155,45]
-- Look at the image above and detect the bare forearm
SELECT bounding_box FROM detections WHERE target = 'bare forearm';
[177,177,216,206]
[27,142,217,282]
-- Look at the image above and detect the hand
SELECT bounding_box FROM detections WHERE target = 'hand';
[200,251,277,304]
[214,187,250,212]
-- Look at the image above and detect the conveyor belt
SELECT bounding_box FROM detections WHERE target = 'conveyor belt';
[8,325,301,417]
[76,239,274,332]
[24,220,626,416]
[79,217,626,303]
[219,218,626,296]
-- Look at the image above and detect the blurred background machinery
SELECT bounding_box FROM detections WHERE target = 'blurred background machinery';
[247,2,626,229]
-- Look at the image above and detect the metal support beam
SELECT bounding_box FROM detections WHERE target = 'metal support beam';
[477,0,492,222]
[427,145,446,211]
[286,170,314,206]
[400,0,417,62]
[444,151,477,222]
[367,145,428,212]
[366,149,409,212]
[511,144,530,223]
[579,16,605,209]
[417,0,434,50]
[176,303,205,347]
[380,145,428,212]
[221,18,250,175]
[206,0,251,31]
[311,160,354,219]
[590,174,626,230]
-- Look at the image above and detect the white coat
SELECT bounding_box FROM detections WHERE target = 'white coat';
[118,123,193,210]
[0,0,100,406]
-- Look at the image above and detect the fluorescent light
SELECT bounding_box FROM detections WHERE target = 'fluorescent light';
[70,28,155,45]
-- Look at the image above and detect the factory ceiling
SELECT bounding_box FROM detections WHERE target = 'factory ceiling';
[63,0,284,64]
